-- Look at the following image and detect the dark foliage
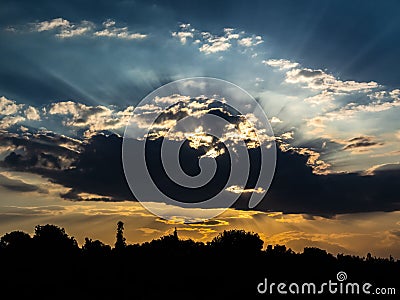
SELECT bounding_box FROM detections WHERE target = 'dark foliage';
[114,220,126,250]
[0,222,398,299]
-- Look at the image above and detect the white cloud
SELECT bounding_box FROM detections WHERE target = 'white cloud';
[0,116,25,129]
[103,19,116,28]
[48,101,134,137]
[0,96,36,129]
[154,94,191,104]
[270,117,282,123]
[28,18,145,40]
[94,21,147,40]
[238,37,252,47]
[219,119,271,149]
[199,36,231,54]
[307,90,400,128]
[224,28,240,39]
[226,185,265,194]
[0,96,22,115]
[172,31,194,44]
[185,126,214,149]
[179,23,191,29]
[285,68,378,92]
[172,24,262,55]
[304,90,336,105]
[24,106,41,121]
[56,20,94,38]
[262,59,299,70]
[281,131,294,140]
[351,97,400,113]
[34,18,70,32]
[32,18,94,38]
[390,89,400,99]
[238,36,263,47]
[172,24,195,44]
[48,101,82,115]
[201,147,225,158]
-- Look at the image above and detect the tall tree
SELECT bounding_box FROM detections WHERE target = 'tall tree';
[115,221,126,250]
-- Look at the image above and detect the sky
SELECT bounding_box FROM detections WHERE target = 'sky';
[1,0,400,258]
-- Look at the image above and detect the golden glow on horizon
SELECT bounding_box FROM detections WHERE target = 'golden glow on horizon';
[0,171,400,259]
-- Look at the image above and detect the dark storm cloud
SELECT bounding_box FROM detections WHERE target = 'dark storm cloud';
[0,132,80,171]
[2,133,400,216]
[248,148,400,216]
[50,134,133,200]
[1,133,132,200]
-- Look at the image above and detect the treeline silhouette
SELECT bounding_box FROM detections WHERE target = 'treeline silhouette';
[1,222,398,299]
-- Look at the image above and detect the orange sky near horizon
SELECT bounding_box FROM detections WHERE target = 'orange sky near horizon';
[1,170,400,259]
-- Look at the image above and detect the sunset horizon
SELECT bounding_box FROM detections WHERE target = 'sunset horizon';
[1,2,400,296]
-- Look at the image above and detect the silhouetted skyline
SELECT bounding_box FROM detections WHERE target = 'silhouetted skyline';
[1,222,398,298]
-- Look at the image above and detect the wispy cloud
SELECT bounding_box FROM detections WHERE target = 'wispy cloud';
[34,17,70,32]
[10,18,146,40]
[226,185,265,194]
[237,36,263,47]
[262,59,299,70]
[199,35,232,54]
[342,136,384,152]
[270,117,283,123]
[48,101,134,137]
[171,23,194,44]
[94,19,147,40]
[31,18,95,38]
[172,23,263,55]
[306,88,400,131]
[0,116,25,130]
[285,68,378,92]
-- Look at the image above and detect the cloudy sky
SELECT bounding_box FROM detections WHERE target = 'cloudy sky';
[1,0,400,258]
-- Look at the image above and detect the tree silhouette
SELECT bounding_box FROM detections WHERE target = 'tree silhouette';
[303,246,331,258]
[0,230,31,252]
[82,238,111,256]
[0,224,398,299]
[33,224,78,254]
[208,229,263,253]
[114,221,126,250]
[265,244,293,256]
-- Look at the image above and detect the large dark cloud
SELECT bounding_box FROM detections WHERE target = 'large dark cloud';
[2,133,400,216]
[1,134,131,201]
[250,150,400,216]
